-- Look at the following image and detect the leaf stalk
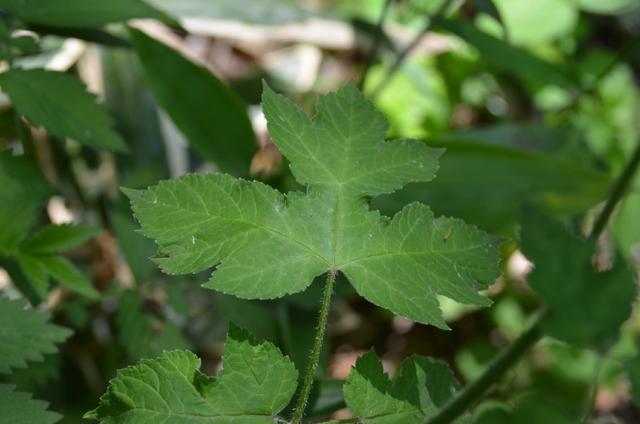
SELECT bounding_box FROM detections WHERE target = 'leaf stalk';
[290,270,337,424]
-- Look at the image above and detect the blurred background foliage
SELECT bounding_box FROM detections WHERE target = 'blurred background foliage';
[1,0,640,422]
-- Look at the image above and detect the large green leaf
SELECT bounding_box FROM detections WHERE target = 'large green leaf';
[86,326,298,423]
[126,83,499,328]
[435,20,573,88]
[520,209,636,348]
[131,29,256,176]
[0,297,72,374]
[344,351,458,423]
[0,384,61,424]
[0,151,53,254]
[374,141,610,233]
[0,0,173,28]
[0,69,127,152]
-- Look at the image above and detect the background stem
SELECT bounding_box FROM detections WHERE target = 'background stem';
[426,314,544,424]
[358,0,393,90]
[291,270,337,424]
[426,140,640,424]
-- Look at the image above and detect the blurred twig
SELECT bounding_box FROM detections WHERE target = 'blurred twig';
[358,0,393,90]
[369,0,456,100]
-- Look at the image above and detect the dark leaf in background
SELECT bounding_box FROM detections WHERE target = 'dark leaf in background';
[374,142,610,233]
[148,0,314,25]
[27,25,131,48]
[130,28,257,176]
[0,69,128,152]
[435,20,573,88]
[0,384,61,424]
[520,209,636,349]
[0,151,53,254]
[0,0,175,28]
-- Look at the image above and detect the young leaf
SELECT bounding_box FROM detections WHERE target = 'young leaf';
[86,325,298,423]
[126,83,499,328]
[0,384,61,424]
[130,29,257,176]
[520,209,636,348]
[17,253,50,299]
[344,350,457,423]
[0,151,53,254]
[0,0,173,28]
[0,69,127,152]
[20,224,100,255]
[0,297,72,374]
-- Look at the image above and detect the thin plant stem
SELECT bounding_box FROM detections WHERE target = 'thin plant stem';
[358,0,393,90]
[370,0,453,100]
[426,313,544,424]
[590,142,640,239]
[581,353,606,423]
[291,270,337,424]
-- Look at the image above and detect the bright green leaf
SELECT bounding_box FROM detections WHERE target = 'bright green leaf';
[344,350,457,423]
[131,29,256,176]
[0,0,173,28]
[0,151,53,254]
[0,384,61,424]
[520,209,636,348]
[0,297,71,374]
[38,256,100,300]
[126,83,499,327]
[86,325,298,423]
[0,69,128,152]
[20,224,100,255]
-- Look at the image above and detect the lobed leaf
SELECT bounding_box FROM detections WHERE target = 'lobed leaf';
[127,83,500,327]
[0,297,72,374]
[86,325,298,423]
[0,69,127,152]
[344,350,458,423]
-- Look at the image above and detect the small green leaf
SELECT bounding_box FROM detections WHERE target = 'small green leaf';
[0,151,53,254]
[520,209,636,348]
[0,384,61,424]
[130,28,256,176]
[344,351,457,423]
[0,297,72,374]
[20,224,100,255]
[0,0,173,28]
[38,256,100,300]
[17,254,50,299]
[126,83,500,327]
[87,326,298,423]
[0,69,127,152]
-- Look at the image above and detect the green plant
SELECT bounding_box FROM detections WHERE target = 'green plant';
[1,0,640,423]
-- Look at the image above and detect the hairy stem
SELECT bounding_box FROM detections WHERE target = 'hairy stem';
[590,142,640,239]
[358,0,393,90]
[426,314,544,424]
[291,270,336,424]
